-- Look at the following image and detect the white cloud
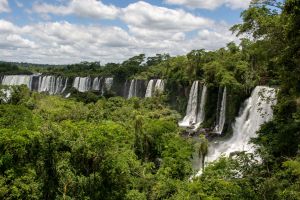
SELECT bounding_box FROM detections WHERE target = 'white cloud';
[0,19,19,33]
[121,1,213,43]
[0,20,140,64]
[0,0,10,13]
[165,0,251,10]
[0,34,36,49]
[32,0,120,19]
[32,1,213,33]
[122,1,213,32]
[0,19,239,64]
[0,2,240,64]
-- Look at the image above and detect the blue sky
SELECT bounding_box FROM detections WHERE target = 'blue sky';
[0,0,250,64]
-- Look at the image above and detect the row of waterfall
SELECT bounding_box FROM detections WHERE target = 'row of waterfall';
[2,75,33,89]
[0,75,114,95]
[179,81,228,134]
[37,76,68,95]
[72,77,113,93]
[178,81,208,130]
[179,83,277,175]
[0,75,165,99]
[124,79,165,99]
[1,75,277,175]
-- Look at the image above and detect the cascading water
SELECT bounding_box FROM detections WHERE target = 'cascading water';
[92,77,101,91]
[73,77,91,92]
[127,80,136,99]
[38,76,68,95]
[205,86,277,165]
[154,79,165,93]
[2,75,33,89]
[213,87,227,134]
[195,85,207,128]
[61,78,68,94]
[179,81,199,127]
[179,81,207,130]
[145,79,164,98]
[102,78,113,94]
[145,80,154,98]
[1,75,160,99]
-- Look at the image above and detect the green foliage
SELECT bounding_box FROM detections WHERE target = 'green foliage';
[0,62,32,75]
[0,0,299,199]
[0,88,193,199]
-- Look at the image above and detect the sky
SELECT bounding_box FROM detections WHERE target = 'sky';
[0,0,251,64]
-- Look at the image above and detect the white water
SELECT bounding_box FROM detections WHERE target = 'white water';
[2,75,33,89]
[61,78,68,94]
[73,77,91,92]
[195,85,207,128]
[127,80,137,99]
[213,87,227,134]
[38,76,68,95]
[92,77,101,91]
[145,80,154,98]
[145,79,165,98]
[205,86,277,165]
[104,77,113,92]
[154,79,165,93]
[179,81,199,127]
[179,81,207,130]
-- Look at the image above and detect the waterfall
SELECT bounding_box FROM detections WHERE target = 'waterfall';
[213,87,227,134]
[61,78,68,94]
[154,79,165,93]
[179,81,199,127]
[1,75,68,95]
[179,82,207,130]
[38,76,53,94]
[2,75,33,89]
[102,77,113,94]
[92,77,101,91]
[145,79,165,98]
[38,76,68,95]
[127,80,137,99]
[73,77,91,92]
[205,86,277,165]
[105,77,113,91]
[195,85,207,127]
[73,77,79,90]
[145,80,154,97]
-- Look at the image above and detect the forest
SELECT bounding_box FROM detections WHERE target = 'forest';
[0,0,299,199]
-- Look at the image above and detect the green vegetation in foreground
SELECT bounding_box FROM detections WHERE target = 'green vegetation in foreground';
[0,0,300,199]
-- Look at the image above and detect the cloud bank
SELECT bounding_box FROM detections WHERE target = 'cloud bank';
[0,0,240,64]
